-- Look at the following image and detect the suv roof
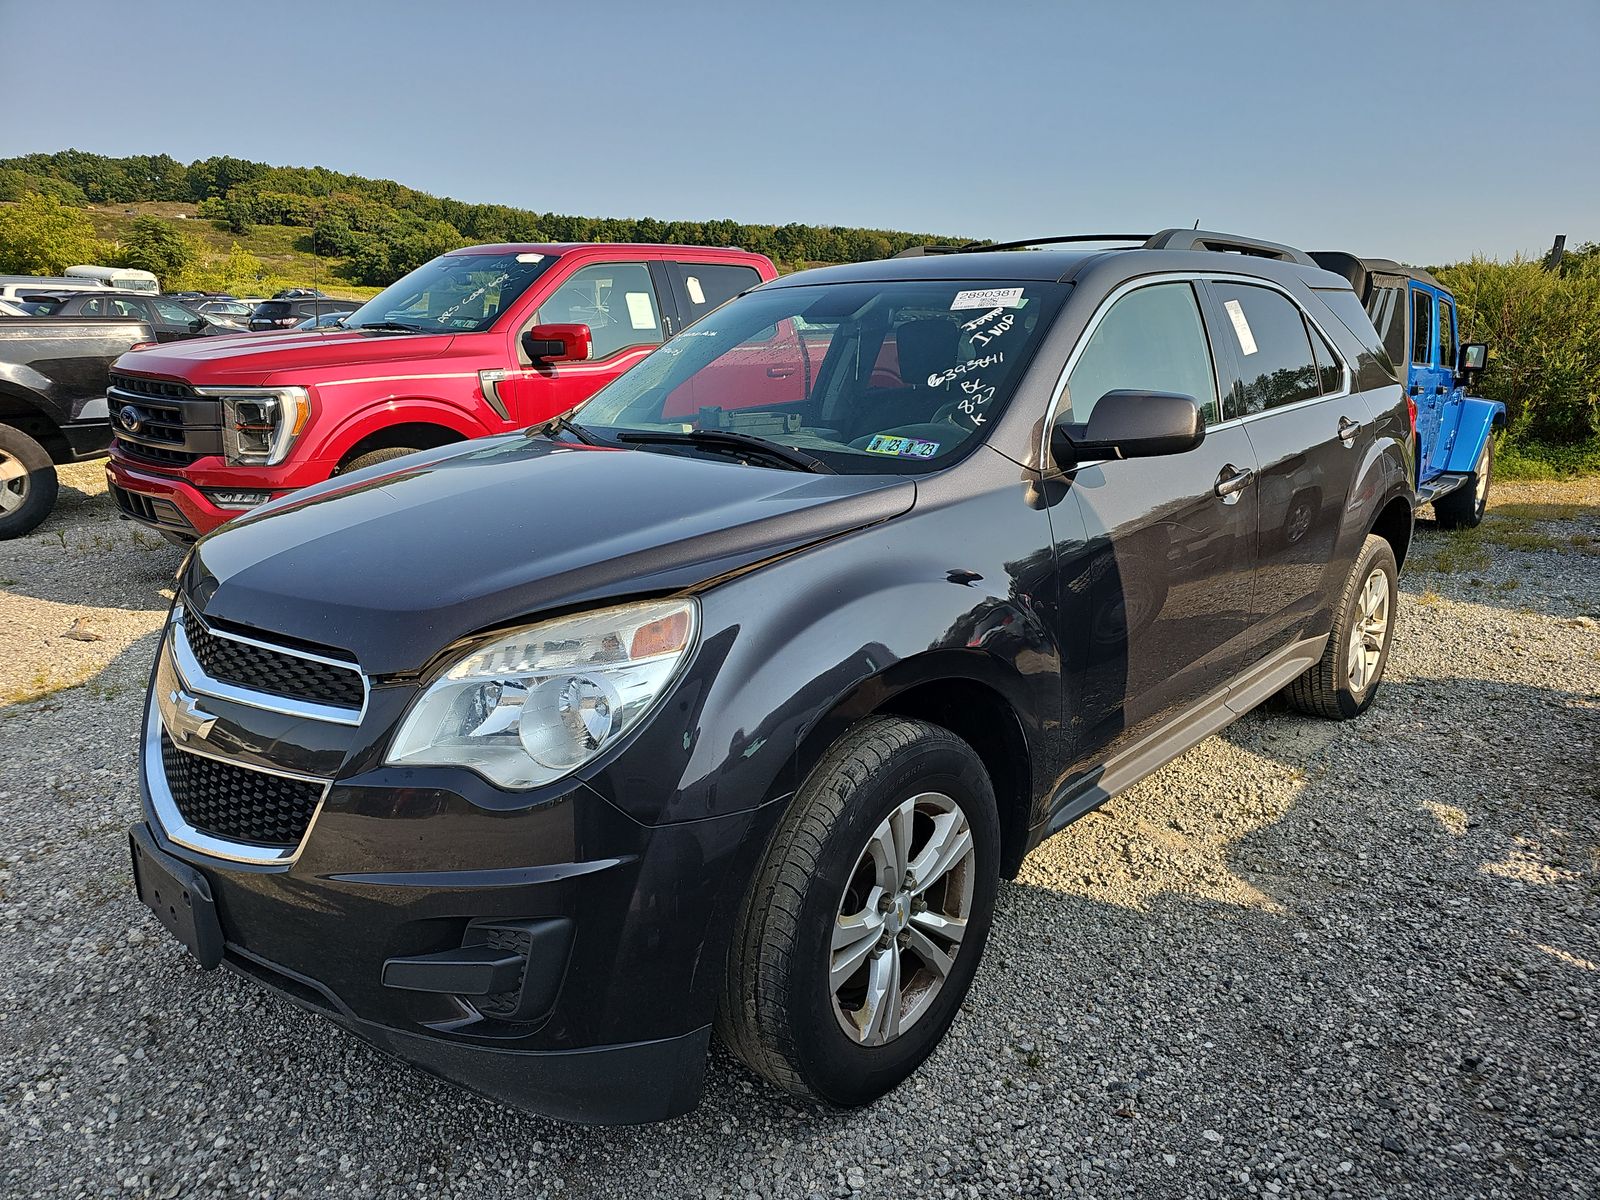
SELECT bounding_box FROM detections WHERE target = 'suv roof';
[768,228,1352,291]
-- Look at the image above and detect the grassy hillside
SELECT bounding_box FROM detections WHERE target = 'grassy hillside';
[82,201,379,299]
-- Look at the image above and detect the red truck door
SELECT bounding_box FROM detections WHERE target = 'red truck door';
[488,260,671,424]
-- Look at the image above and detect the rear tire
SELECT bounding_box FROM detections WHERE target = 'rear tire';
[0,425,59,541]
[717,716,1000,1108]
[1285,534,1397,720]
[1434,438,1492,529]
[335,446,419,475]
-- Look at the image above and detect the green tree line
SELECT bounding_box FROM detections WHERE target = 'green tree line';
[0,149,970,285]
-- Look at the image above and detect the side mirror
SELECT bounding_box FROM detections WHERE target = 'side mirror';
[522,323,592,365]
[190,317,206,332]
[1050,389,1205,467]
[1457,342,1487,386]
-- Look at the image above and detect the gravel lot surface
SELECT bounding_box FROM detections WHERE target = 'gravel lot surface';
[2,464,1597,1199]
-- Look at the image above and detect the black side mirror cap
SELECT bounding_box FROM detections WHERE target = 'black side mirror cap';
[1457,342,1488,386]
[1051,389,1205,467]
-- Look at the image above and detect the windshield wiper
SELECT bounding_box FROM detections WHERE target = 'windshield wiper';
[616,429,835,474]
[349,320,432,334]
[529,413,605,446]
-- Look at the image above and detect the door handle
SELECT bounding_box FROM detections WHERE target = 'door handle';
[1409,384,1421,396]
[1338,416,1362,443]
[1434,385,1447,395]
[1214,464,1253,502]
[767,367,796,378]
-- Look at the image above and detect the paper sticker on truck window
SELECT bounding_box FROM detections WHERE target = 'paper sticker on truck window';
[951,287,1024,311]
[625,292,657,329]
[685,276,706,305]
[865,434,940,459]
[1224,299,1258,356]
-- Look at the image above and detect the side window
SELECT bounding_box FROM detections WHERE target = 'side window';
[1364,283,1408,369]
[109,297,144,319]
[1208,282,1321,417]
[154,299,197,324]
[1436,298,1455,369]
[1307,319,1345,394]
[1411,290,1433,366]
[1060,282,1218,427]
[672,263,760,326]
[537,263,663,360]
[79,296,105,316]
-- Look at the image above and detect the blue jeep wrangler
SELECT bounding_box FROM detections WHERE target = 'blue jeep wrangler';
[1311,253,1504,527]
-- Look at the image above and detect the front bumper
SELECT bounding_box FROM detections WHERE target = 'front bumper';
[106,457,275,539]
[132,639,772,1123]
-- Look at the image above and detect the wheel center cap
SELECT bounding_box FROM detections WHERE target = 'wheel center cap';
[883,892,911,937]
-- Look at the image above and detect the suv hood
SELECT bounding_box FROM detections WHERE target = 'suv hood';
[188,436,915,673]
[117,328,459,387]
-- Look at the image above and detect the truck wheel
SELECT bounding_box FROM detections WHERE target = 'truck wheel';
[336,446,419,476]
[718,716,1000,1108]
[1285,534,1397,720]
[1434,439,1492,529]
[0,425,59,541]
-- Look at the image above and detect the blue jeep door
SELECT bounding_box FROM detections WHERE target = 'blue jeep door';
[1408,284,1450,482]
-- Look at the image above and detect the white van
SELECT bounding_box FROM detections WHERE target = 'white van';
[65,265,159,293]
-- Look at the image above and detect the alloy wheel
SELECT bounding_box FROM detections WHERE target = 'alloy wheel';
[0,451,28,514]
[830,792,975,1046]
[1346,566,1390,693]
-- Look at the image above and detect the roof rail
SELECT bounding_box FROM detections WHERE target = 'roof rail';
[1141,228,1314,266]
[893,234,1150,259]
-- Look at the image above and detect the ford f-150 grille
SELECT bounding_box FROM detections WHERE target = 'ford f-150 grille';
[108,373,222,467]
[184,610,365,712]
[159,733,324,847]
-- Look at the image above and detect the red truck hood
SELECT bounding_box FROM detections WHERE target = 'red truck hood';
[114,329,462,388]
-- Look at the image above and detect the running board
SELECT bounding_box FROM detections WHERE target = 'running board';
[1417,472,1471,504]
[1042,634,1328,838]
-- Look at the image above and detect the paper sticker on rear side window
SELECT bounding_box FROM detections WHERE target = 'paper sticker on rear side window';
[865,434,941,458]
[951,287,1024,311]
[1224,299,1258,356]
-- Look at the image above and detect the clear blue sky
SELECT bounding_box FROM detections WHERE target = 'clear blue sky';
[2,0,1595,264]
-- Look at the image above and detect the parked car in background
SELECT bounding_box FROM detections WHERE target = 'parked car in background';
[0,314,153,536]
[0,299,32,318]
[0,277,110,305]
[273,287,328,299]
[1310,253,1504,527]
[293,310,350,331]
[108,242,779,540]
[126,229,1416,1122]
[51,292,236,343]
[247,297,360,331]
[193,300,254,328]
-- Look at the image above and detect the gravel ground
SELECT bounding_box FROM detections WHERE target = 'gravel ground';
[2,463,1597,1200]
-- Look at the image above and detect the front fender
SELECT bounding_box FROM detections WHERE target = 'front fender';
[1443,396,1508,474]
[312,397,488,465]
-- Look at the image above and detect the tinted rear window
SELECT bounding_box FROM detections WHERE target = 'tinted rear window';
[255,302,290,317]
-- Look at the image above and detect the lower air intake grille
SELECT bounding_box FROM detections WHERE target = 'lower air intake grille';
[160,733,323,847]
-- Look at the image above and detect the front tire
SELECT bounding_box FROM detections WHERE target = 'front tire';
[335,446,420,475]
[718,716,1000,1107]
[1285,534,1398,720]
[1434,438,1492,529]
[0,425,59,540]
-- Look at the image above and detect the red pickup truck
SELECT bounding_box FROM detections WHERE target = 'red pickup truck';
[104,243,778,540]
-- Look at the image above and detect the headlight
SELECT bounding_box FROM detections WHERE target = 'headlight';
[387,598,698,789]
[196,386,310,466]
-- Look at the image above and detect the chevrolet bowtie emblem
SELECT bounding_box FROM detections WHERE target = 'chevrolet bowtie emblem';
[167,688,218,743]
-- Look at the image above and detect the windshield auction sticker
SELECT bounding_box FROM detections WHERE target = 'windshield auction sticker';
[865,434,940,458]
[951,287,1024,310]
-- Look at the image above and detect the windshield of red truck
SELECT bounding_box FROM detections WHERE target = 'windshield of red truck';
[572,279,1069,473]
[344,252,557,334]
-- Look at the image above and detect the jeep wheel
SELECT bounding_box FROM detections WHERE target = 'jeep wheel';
[718,716,1000,1107]
[0,425,59,541]
[1285,534,1398,720]
[1434,438,1492,529]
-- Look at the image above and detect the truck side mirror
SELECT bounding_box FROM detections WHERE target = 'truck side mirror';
[1458,342,1487,386]
[1050,389,1205,468]
[522,323,592,365]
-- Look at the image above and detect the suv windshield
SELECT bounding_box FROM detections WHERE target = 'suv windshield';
[344,252,557,334]
[574,279,1068,473]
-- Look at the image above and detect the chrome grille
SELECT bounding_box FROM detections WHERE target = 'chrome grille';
[159,733,323,848]
[184,610,365,712]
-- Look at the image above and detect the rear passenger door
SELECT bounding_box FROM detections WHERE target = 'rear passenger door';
[660,261,809,413]
[1408,285,1449,472]
[1202,279,1365,656]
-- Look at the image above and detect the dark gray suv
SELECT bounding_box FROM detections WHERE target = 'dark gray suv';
[128,229,1415,1123]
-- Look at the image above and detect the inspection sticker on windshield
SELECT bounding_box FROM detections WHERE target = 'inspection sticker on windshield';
[866,434,940,459]
[951,287,1024,311]
[1223,299,1258,356]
